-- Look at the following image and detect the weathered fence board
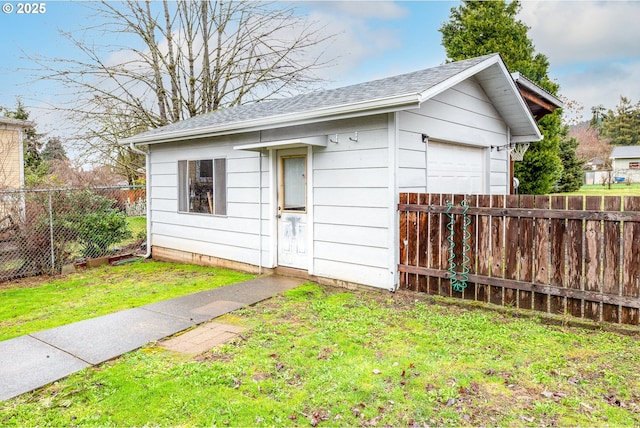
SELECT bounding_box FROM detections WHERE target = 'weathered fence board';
[603,196,621,323]
[398,193,640,326]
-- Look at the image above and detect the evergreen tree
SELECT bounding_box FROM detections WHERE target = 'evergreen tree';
[515,112,563,194]
[555,135,585,192]
[600,96,640,146]
[590,105,606,128]
[440,0,567,194]
[41,137,68,162]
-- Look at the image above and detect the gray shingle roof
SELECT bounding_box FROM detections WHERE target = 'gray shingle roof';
[130,54,498,141]
[610,146,640,159]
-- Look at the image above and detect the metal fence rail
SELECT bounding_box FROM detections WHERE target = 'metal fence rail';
[0,186,146,282]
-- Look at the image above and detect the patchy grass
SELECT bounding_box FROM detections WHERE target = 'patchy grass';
[2,283,639,426]
[0,260,253,341]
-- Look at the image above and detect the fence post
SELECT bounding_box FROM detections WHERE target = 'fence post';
[48,190,55,273]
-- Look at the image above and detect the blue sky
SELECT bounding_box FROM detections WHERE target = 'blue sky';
[1,1,639,141]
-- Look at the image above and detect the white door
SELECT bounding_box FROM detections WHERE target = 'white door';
[277,150,308,269]
[427,141,485,194]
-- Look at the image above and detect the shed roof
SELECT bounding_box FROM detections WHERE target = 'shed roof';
[125,54,542,146]
[610,146,640,159]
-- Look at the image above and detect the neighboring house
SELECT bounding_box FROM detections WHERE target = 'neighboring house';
[610,146,640,182]
[124,54,543,290]
[0,117,31,190]
[584,158,608,185]
[585,158,605,171]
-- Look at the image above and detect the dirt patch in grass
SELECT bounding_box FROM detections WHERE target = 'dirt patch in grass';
[0,274,57,290]
[193,349,236,364]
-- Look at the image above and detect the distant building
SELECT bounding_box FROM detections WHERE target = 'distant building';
[610,146,640,182]
[585,157,605,171]
[0,117,32,190]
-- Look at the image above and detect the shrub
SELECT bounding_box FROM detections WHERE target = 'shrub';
[17,189,132,274]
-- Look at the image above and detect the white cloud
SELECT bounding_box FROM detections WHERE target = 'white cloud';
[301,2,411,85]
[306,8,404,82]
[519,1,640,65]
[519,1,640,119]
[559,59,640,114]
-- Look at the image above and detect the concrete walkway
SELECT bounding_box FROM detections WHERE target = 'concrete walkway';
[0,275,303,402]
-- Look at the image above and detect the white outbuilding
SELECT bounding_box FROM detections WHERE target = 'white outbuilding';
[124,54,543,290]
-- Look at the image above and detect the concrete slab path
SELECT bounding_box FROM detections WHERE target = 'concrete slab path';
[0,275,303,402]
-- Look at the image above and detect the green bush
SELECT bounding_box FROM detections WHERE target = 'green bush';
[18,189,132,274]
[78,208,132,258]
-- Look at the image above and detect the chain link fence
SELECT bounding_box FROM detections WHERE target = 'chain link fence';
[0,186,146,282]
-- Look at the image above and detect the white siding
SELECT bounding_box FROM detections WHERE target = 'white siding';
[313,132,391,287]
[148,134,268,267]
[264,115,393,289]
[148,115,394,290]
[146,74,524,290]
[398,78,510,194]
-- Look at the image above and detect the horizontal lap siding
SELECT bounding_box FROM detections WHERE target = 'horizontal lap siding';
[312,125,391,288]
[398,79,510,195]
[148,135,266,266]
[490,148,509,194]
[398,130,426,192]
[0,129,21,189]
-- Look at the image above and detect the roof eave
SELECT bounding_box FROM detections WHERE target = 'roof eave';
[0,117,34,129]
[512,72,564,109]
[123,94,421,146]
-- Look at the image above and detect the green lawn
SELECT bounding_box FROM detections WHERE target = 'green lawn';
[558,183,640,196]
[2,276,640,426]
[126,216,147,240]
[117,216,146,248]
[0,260,253,341]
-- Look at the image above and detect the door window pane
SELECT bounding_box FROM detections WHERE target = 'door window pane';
[283,156,306,211]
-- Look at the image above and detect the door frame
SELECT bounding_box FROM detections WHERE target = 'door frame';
[268,145,314,273]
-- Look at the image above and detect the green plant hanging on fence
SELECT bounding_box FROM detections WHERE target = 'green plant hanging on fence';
[445,200,471,292]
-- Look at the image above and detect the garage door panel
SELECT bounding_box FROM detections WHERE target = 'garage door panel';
[427,142,485,194]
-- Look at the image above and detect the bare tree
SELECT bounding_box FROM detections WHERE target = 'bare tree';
[570,123,612,163]
[30,0,335,181]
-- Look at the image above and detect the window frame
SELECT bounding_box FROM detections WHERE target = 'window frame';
[178,158,227,216]
[279,154,307,213]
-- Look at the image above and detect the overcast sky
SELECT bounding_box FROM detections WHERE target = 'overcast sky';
[0,1,638,140]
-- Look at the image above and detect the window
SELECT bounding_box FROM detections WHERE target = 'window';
[178,159,226,215]
[629,162,640,170]
[281,156,306,212]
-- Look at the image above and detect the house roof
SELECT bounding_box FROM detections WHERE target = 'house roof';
[610,146,640,159]
[125,54,542,146]
[0,117,33,129]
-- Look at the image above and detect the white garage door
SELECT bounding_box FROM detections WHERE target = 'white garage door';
[427,141,485,194]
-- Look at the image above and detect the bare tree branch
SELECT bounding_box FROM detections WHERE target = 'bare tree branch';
[26,0,336,182]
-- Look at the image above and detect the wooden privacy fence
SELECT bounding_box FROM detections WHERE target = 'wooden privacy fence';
[398,193,640,326]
